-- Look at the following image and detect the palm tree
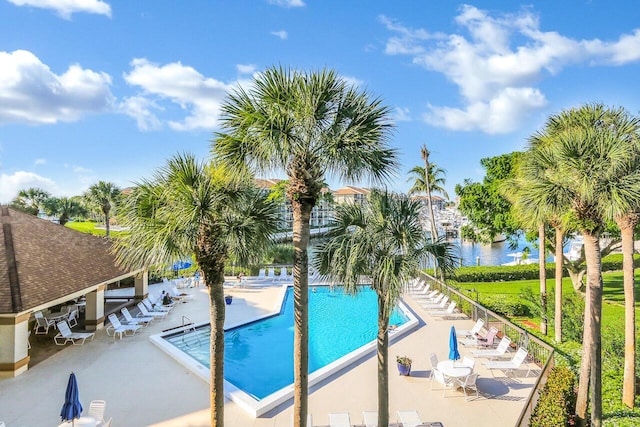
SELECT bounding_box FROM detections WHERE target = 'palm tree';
[84,181,121,237]
[213,66,398,426]
[113,153,279,427]
[523,104,640,427]
[314,190,457,427]
[11,187,50,215]
[406,160,449,200]
[43,196,87,225]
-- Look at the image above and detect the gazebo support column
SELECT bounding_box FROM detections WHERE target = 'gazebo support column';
[134,270,149,300]
[85,284,106,331]
[0,313,30,378]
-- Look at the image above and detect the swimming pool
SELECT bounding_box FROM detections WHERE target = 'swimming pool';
[152,285,419,416]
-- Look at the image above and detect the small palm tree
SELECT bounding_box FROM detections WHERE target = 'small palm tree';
[113,153,279,427]
[11,187,50,215]
[43,197,87,225]
[315,190,457,427]
[213,66,397,426]
[85,181,121,237]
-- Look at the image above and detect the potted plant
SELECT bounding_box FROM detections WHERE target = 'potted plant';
[224,294,233,305]
[396,355,412,376]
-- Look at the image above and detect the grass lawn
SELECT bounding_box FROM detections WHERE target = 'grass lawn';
[65,221,125,237]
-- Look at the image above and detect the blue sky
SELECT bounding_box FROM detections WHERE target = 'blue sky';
[1,0,640,203]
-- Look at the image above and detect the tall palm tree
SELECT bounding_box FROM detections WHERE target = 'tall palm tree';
[85,181,121,237]
[43,196,87,225]
[406,161,449,200]
[113,153,279,427]
[315,190,457,427]
[11,187,50,215]
[213,66,397,426]
[523,104,640,427]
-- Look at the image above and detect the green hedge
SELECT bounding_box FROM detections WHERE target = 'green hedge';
[450,253,640,283]
[529,366,576,427]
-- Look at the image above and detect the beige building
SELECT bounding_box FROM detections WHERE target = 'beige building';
[0,207,144,378]
[332,186,370,207]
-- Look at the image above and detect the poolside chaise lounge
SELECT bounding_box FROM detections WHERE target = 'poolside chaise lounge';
[87,399,106,425]
[171,286,193,301]
[54,321,95,345]
[428,301,458,317]
[143,298,173,313]
[457,318,484,338]
[137,302,168,319]
[421,295,449,310]
[485,347,530,378]
[329,412,350,427]
[462,326,498,347]
[397,410,423,427]
[413,288,439,300]
[471,336,511,359]
[106,314,141,339]
[362,410,377,427]
[121,307,153,326]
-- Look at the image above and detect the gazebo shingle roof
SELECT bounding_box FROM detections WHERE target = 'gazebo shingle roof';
[0,207,128,314]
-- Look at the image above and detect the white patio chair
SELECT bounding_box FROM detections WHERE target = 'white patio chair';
[462,356,475,370]
[362,410,377,427]
[106,314,141,339]
[27,330,31,349]
[137,302,168,319]
[102,417,112,427]
[87,399,106,425]
[396,410,423,427]
[457,319,485,338]
[431,369,457,397]
[67,309,79,328]
[429,353,439,380]
[33,311,55,334]
[121,307,152,326]
[54,321,95,345]
[456,373,480,401]
[471,336,511,359]
[328,412,350,427]
[485,347,530,378]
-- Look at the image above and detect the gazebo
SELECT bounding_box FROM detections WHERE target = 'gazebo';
[0,207,146,378]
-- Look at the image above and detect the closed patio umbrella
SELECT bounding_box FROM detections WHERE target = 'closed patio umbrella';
[449,325,460,362]
[60,372,82,425]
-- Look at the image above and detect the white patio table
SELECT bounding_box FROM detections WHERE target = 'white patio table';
[437,360,472,378]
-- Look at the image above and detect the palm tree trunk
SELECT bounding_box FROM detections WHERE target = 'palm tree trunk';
[554,226,563,343]
[377,294,390,427]
[292,201,312,427]
[539,223,547,335]
[576,232,603,427]
[104,208,110,237]
[618,214,638,408]
[196,231,227,427]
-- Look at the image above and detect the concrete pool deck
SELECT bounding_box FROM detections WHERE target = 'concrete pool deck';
[0,279,537,427]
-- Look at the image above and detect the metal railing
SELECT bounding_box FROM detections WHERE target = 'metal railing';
[419,272,556,427]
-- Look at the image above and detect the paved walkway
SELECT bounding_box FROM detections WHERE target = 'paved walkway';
[0,280,536,427]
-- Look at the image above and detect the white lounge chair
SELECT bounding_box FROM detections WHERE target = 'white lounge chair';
[267,267,276,280]
[329,412,350,427]
[257,268,266,280]
[485,347,530,378]
[421,295,449,310]
[462,326,498,347]
[472,336,511,359]
[457,319,485,338]
[143,298,172,313]
[54,321,95,345]
[397,410,423,427]
[413,287,438,298]
[362,410,377,427]
[137,302,168,319]
[121,307,153,326]
[33,311,55,334]
[456,373,480,401]
[106,314,141,339]
[428,301,457,316]
[87,400,106,425]
[171,287,193,301]
[419,292,444,304]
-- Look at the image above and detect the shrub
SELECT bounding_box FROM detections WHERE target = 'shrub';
[529,366,576,427]
[480,295,530,317]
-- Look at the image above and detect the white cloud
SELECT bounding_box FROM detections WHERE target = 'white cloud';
[7,0,111,19]
[0,50,114,125]
[342,75,363,87]
[267,0,304,7]
[393,107,411,122]
[34,158,46,165]
[0,171,58,203]
[271,30,288,40]
[237,64,257,75]
[122,58,234,131]
[382,5,640,134]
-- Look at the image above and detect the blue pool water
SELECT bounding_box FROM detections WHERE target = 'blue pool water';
[165,286,408,399]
